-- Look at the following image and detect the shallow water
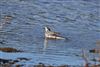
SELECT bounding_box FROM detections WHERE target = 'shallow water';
[0,0,100,65]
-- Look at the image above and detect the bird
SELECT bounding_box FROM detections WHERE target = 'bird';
[44,26,65,39]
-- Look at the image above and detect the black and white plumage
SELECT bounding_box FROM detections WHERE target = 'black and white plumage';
[44,27,65,39]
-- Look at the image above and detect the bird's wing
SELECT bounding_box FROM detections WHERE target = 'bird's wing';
[49,32,60,36]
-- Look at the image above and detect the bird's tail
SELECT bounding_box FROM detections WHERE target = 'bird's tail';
[56,36,66,39]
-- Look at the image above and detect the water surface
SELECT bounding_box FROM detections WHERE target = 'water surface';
[0,0,100,65]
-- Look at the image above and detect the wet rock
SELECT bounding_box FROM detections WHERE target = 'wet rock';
[89,49,96,53]
[34,63,45,67]
[11,57,31,64]
[0,58,20,65]
[0,47,22,52]
[0,64,12,67]
[0,58,12,64]
[46,65,54,67]
[58,65,68,67]
[9,60,19,64]
[17,57,31,61]
[34,63,69,67]
[89,49,100,53]
[15,64,24,67]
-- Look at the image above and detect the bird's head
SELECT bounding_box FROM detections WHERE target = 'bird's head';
[45,26,51,32]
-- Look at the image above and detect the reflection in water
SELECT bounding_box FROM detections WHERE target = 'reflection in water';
[43,37,69,53]
[0,15,12,30]
[43,38,69,55]
[43,38,48,52]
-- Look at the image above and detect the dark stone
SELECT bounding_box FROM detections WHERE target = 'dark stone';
[17,57,30,61]
[34,63,45,67]
[89,49,96,53]
[0,47,23,52]
[0,58,12,64]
